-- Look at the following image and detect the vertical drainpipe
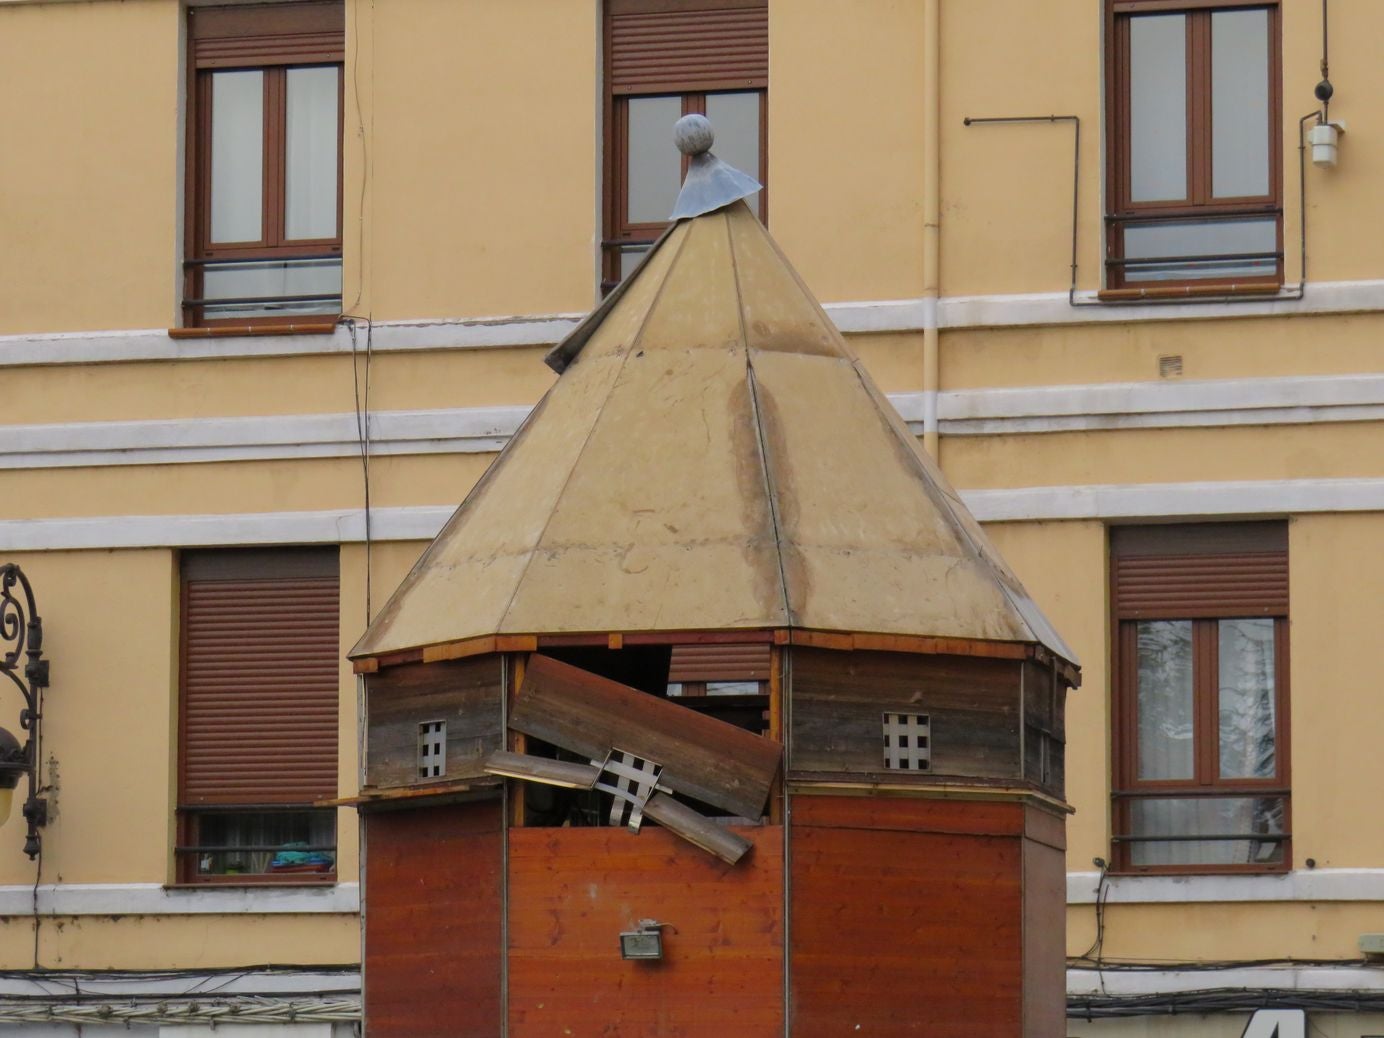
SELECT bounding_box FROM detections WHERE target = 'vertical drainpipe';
[921,0,942,458]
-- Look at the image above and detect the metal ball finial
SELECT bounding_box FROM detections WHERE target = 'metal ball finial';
[674,114,714,157]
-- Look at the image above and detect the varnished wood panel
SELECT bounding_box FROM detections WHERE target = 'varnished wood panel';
[365,656,503,788]
[1023,833,1068,1038]
[364,801,502,1037]
[791,796,1023,1037]
[508,825,783,1037]
[790,647,1021,779]
[513,654,782,819]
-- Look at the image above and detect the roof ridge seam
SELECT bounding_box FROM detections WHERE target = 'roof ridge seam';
[492,223,698,634]
[727,211,794,628]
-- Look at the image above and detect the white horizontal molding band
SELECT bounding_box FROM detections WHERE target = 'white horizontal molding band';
[1067,867,1384,905]
[9,373,1384,470]
[0,969,359,998]
[1067,963,1384,997]
[0,881,359,916]
[10,278,1384,367]
[927,371,1384,436]
[6,478,1384,552]
[0,406,531,469]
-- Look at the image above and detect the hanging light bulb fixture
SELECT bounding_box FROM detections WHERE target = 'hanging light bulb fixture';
[0,564,50,859]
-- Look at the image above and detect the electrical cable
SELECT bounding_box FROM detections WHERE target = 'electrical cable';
[345,315,375,623]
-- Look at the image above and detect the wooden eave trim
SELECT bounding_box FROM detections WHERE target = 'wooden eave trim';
[787,775,1074,815]
[353,627,1079,681]
[325,776,501,809]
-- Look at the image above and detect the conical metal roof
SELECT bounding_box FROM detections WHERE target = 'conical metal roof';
[352,200,1075,667]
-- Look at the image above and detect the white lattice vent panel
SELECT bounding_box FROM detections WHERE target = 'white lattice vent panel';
[418,720,447,778]
[882,712,930,771]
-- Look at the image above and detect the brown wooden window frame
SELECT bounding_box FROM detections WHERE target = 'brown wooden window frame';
[602,0,768,294]
[176,548,341,885]
[183,2,345,329]
[1104,0,1283,291]
[1109,522,1291,875]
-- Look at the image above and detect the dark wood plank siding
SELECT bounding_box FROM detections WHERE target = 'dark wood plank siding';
[1022,806,1068,1038]
[508,825,783,1037]
[1023,661,1066,799]
[789,647,1021,780]
[790,796,1024,1036]
[365,656,504,788]
[363,801,503,1037]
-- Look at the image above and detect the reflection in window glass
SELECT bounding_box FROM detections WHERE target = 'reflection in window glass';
[1218,618,1276,779]
[211,71,265,243]
[285,66,340,240]
[1123,217,1277,282]
[202,257,342,320]
[1129,15,1187,203]
[705,92,761,218]
[1212,9,1270,199]
[1130,796,1284,867]
[192,809,335,877]
[1136,620,1194,781]
[627,96,684,224]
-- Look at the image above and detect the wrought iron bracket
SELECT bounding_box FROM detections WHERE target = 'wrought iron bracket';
[1,564,50,860]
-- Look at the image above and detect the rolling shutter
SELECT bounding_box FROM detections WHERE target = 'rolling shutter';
[190,2,344,69]
[608,0,768,95]
[1111,522,1288,618]
[181,550,340,806]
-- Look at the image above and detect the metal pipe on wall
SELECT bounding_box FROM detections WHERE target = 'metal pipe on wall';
[921,0,941,458]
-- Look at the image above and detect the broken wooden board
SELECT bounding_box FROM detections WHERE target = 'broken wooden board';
[481,750,752,865]
[511,654,782,820]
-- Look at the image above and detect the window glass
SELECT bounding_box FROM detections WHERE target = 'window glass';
[1129,14,1187,203]
[1123,216,1277,282]
[1218,618,1276,779]
[1136,620,1194,781]
[210,70,265,244]
[202,257,343,320]
[1212,9,1270,198]
[1130,796,1285,867]
[705,92,761,218]
[627,95,685,224]
[285,66,340,240]
[193,809,336,878]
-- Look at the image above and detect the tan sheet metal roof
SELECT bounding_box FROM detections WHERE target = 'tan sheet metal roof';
[352,202,1077,667]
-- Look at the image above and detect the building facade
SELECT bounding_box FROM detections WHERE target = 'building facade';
[1,0,1382,1035]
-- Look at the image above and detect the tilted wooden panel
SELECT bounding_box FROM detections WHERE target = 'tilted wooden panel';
[181,574,339,805]
[668,642,771,681]
[364,801,502,1038]
[609,1,768,95]
[512,654,782,819]
[508,824,782,1037]
[790,647,1021,780]
[365,656,504,788]
[790,796,1024,1037]
[1112,552,1288,618]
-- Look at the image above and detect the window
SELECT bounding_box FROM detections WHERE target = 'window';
[602,0,767,292]
[184,3,344,327]
[1111,523,1289,872]
[1105,1,1281,289]
[178,549,340,882]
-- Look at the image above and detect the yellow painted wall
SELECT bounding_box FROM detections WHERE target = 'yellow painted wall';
[0,0,179,333]
[768,0,927,303]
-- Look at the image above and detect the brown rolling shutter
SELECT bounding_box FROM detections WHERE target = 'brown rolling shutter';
[609,0,768,95]
[1111,522,1288,619]
[181,550,340,806]
[190,2,344,69]
[668,643,771,682]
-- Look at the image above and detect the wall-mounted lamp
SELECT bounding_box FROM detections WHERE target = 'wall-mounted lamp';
[619,919,674,961]
[1310,120,1344,168]
[0,565,50,859]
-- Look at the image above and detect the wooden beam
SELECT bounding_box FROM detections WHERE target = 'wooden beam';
[642,793,752,866]
[484,750,599,790]
[511,654,782,820]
